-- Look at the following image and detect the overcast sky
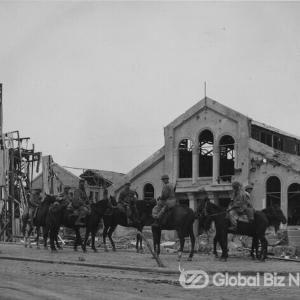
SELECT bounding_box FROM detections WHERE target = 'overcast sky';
[1,1,300,174]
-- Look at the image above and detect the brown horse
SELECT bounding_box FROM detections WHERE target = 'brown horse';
[21,194,57,249]
[151,205,196,261]
[102,198,156,253]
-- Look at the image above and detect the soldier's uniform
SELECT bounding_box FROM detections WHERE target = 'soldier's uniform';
[152,174,176,226]
[118,182,138,226]
[228,181,254,230]
[72,180,90,226]
[27,190,42,224]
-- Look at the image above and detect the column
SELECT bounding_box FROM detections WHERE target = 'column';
[212,144,219,184]
[281,182,288,229]
[192,148,199,184]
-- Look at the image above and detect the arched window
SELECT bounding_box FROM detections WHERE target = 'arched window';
[219,135,235,182]
[266,176,281,208]
[178,139,193,178]
[288,183,300,225]
[143,183,154,200]
[198,130,213,177]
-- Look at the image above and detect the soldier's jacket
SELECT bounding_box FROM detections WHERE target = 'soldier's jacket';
[160,183,176,201]
[118,189,137,206]
[231,190,251,212]
[72,189,88,209]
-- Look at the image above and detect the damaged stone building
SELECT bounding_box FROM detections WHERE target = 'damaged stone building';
[115,97,300,230]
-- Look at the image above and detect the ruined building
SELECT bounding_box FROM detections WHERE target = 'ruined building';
[115,98,300,230]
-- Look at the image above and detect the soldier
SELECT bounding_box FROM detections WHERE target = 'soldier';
[58,185,72,207]
[152,174,176,227]
[228,181,254,231]
[27,189,42,224]
[72,179,90,226]
[118,181,138,226]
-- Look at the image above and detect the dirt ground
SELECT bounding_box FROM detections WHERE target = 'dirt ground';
[0,243,300,300]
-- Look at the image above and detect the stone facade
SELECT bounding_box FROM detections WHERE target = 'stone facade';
[115,97,300,235]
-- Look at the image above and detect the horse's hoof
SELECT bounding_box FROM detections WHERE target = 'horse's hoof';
[187,257,193,261]
[74,248,78,252]
[92,248,98,253]
[219,257,227,262]
[104,247,109,252]
[51,249,57,253]
[36,246,40,250]
[44,246,48,250]
[112,247,116,252]
[29,245,32,248]
[24,244,27,248]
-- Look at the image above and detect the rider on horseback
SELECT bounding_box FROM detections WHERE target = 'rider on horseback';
[118,181,139,226]
[228,181,255,231]
[72,179,91,226]
[26,189,42,225]
[152,174,176,227]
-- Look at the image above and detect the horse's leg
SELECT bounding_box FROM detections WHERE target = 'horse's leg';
[43,226,48,249]
[55,228,62,249]
[36,226,40,249]
[251,237,257,260]
[50,229,57,252]
[91,229,97,252]
[177,230,185,262]
[219,229,228,262]
[187,224,195,261]
[107,225,117,251]
[103,226,109,252]
[136,226,144,253]
[27,225,33,248]
[259,235,268,262]
[83,226,90,253]
[213,234,218,258]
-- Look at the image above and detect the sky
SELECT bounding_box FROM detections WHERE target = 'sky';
[1,1,300,174]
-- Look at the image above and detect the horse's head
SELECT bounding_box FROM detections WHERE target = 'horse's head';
[263,205,287,232]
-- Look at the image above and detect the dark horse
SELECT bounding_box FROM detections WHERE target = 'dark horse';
[48,199,110,252]
[152,205,196,261]
[197,199,287,262]
[102,198,156,253]
[22,194,57,249]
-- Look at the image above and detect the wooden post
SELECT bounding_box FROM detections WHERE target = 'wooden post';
[137,230,165,268]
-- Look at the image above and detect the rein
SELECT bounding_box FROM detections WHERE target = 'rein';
[199,201,227,218]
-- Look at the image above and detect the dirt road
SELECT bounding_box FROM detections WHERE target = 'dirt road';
[0,243,299,300]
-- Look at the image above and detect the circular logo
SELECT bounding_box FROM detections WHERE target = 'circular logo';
[179,270,210,289]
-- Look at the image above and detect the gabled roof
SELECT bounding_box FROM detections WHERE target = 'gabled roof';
[32,163,80,190]
[167,97,249,129]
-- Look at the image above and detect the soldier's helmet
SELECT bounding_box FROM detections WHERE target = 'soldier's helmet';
[232,181,241,189]
[161,174,169,180]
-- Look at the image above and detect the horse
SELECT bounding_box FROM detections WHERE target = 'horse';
[47,198,110,252]
[21,194,57,249]
[197,199,287,262]
[102,198,156,253]
[151,205,196,261]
